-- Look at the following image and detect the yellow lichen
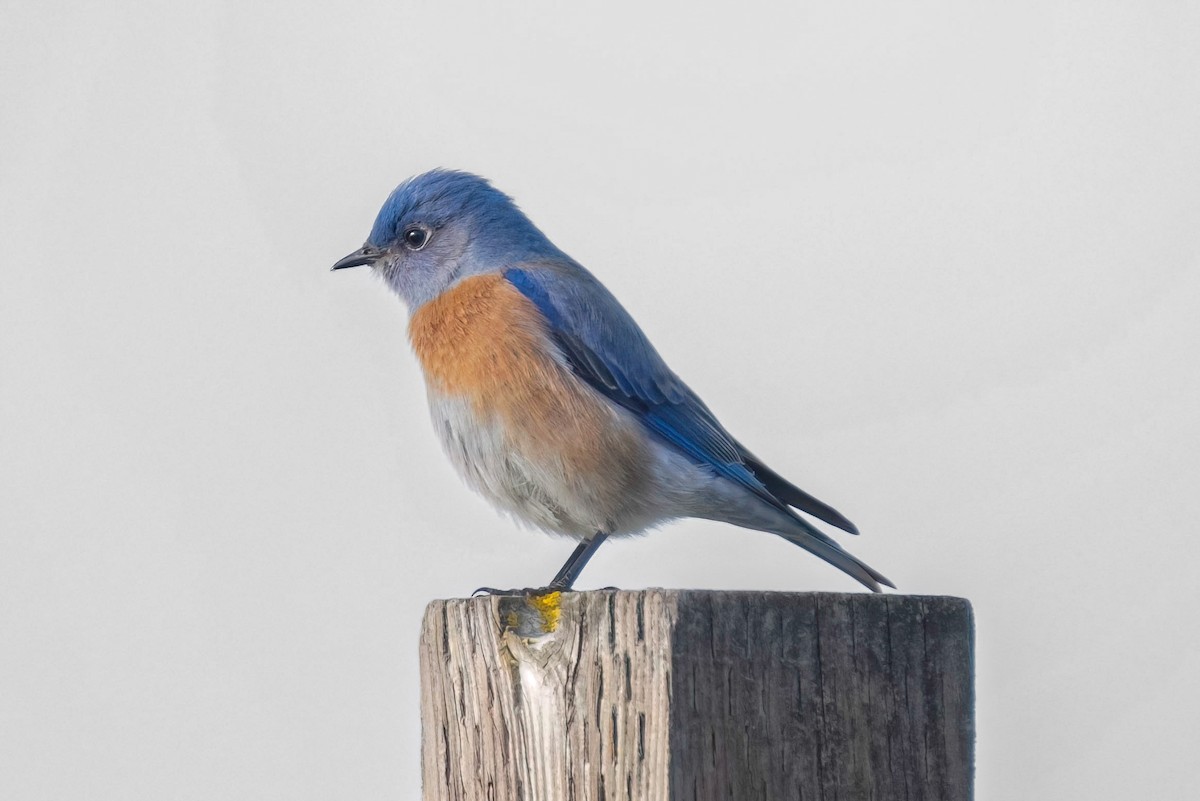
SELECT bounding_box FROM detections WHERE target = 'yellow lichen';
[527,591,562,633]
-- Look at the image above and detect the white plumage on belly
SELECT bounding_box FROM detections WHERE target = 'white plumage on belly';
[426,390,716,540]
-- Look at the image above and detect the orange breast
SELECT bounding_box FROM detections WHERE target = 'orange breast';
[408,274,649,486]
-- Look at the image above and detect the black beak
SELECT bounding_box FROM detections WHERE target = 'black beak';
[331,246,382,271]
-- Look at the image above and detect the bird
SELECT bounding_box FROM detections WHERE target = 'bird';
[333,170,892,593]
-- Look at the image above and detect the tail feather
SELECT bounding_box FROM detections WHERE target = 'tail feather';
[740,452,861,536]
[678,447,890,591]
[775,515,895,593]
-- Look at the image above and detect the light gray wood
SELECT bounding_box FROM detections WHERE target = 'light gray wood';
[420,591,973,801]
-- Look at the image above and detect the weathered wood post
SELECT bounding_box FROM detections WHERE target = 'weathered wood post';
[420,590,973,800]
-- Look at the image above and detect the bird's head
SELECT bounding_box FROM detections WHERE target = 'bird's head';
[332,169,563,309]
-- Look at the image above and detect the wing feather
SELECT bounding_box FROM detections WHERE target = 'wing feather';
[503,263,857,535]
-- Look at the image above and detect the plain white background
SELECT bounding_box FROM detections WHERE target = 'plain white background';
[2,2,1198,798]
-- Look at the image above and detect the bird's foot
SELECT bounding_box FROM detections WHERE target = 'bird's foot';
[472,585,572,598]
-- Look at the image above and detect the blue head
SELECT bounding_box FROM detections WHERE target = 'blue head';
[332,170,566,309]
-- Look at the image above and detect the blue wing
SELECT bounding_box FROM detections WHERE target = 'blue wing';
[504,262,858,535]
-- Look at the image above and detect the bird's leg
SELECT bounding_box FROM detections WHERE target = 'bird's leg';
[547,531,609,590]
[473,531,611,597]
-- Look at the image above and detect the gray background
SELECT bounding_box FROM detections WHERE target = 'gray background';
[2,2,1197,798]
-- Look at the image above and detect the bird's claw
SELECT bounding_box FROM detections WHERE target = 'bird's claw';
[472,585,572,598]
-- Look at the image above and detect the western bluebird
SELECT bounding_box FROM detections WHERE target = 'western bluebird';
[333,170,892,592]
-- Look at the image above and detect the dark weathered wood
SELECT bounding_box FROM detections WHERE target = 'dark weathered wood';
[419,591,973,801]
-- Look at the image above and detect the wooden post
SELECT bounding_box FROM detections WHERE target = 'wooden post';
[419,590,973,801]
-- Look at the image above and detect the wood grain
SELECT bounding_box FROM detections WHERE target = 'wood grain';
[419,591,973,801]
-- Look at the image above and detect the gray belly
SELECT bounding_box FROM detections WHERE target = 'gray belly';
[426,393,706,539]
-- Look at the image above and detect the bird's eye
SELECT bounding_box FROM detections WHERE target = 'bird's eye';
[403,226,430,250]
